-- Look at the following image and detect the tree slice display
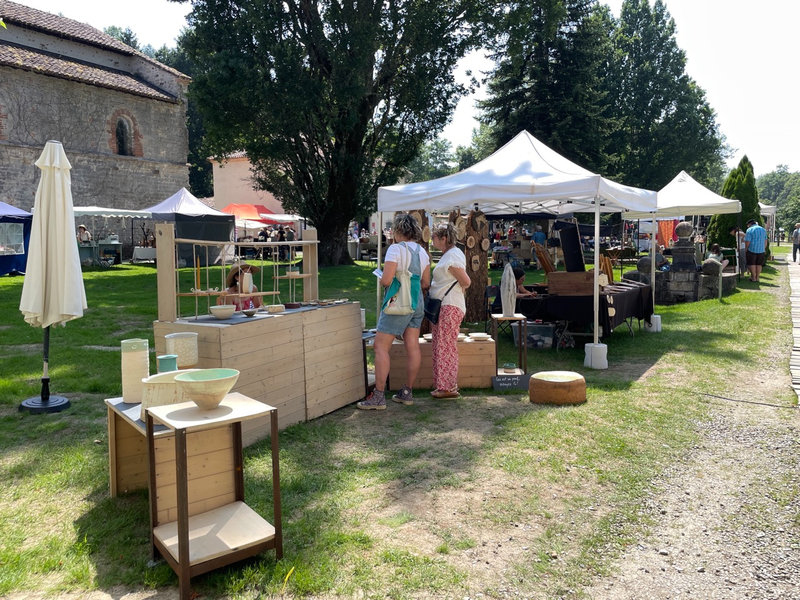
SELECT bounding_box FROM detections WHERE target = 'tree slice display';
[422,225,431,243]
[455,216,467,241]
[462,209,490,322]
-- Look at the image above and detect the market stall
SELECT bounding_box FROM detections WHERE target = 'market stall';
[377,130,658,369]
[0,200,32,275]
[152,223,364,444]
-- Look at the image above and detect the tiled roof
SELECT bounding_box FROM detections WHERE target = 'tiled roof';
[0,41,177,102]
[0,0,189,80]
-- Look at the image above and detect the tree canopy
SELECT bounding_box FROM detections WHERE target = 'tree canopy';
[707,156,759,247]
[179,0,487,265]
[479,0,615,174]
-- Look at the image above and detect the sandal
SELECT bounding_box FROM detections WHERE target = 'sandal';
[430,389,460,399]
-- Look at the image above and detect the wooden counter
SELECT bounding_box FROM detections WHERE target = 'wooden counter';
[388,338,496,389]
[153,302,364,445]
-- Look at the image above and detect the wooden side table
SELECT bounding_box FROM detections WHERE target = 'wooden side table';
[145,393,282,599]
[491,313,528,374]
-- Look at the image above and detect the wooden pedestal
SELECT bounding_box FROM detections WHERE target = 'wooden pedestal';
[153,303,364,446]
[387,338,496,389]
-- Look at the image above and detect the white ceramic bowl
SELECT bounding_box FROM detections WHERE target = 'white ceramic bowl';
[139,369,200,420]
[174,368,240,410]
[210,304,236,319]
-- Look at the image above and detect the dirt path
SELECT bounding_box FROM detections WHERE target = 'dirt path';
[585,260,800,600]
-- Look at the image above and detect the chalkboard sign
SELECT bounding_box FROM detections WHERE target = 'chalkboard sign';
[492,373,531,391]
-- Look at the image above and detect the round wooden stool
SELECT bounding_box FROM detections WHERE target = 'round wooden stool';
[529,371,586,405]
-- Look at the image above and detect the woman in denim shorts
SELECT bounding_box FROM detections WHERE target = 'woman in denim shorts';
[358,213,431,410]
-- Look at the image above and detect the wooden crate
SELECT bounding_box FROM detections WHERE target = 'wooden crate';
[546,271,596,296]
[154,302,364,446]
[388,339,496,389]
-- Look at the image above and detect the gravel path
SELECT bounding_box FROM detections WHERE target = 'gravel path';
[586,260,800,600]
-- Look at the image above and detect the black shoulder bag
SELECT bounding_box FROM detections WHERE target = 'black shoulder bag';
[424,280,458,325]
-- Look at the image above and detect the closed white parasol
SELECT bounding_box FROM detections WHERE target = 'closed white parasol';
[18,141,87,413]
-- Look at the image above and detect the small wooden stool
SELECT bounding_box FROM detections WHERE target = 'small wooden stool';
[529,371,586,405]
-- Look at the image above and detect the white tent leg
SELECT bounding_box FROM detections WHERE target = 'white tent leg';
[585,198,608,369]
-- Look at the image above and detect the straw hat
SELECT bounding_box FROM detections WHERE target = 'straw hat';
[78,224,87,230]
[226,263,260,287]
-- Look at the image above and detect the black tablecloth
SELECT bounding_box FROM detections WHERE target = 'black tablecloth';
[516,281,653,338]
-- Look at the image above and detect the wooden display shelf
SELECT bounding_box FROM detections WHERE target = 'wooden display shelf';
[153,501,275,567]
[145,393,282,599]
[274,272,311,280]
[176,291,281,298]
[153,302,365,444]
[388,338,496,389]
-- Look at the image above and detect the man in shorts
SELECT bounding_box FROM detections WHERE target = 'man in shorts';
[744,218,767,282]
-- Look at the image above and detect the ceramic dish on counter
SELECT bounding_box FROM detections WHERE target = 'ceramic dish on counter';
[285,302,302,309]
[266,304,285,313]
[242,308,258,317]
[468,332,492,341]
[422,333,433,340]
[210,304,236,319]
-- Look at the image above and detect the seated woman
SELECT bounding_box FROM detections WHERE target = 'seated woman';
[707,243,730,271]
[218,263,262,310]
[513,267,537,297]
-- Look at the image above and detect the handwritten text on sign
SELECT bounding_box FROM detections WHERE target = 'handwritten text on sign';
[492,373,532,391]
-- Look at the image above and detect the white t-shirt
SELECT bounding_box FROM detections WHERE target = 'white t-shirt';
[429,247,466,313]
[384,241,430,274]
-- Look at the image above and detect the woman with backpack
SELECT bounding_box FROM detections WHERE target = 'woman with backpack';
[358,213,431,410]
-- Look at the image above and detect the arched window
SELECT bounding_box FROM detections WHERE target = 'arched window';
[115,118,133,156]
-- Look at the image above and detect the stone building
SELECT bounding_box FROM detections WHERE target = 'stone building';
[0,0,189,245]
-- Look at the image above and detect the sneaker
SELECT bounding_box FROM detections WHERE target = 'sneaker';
[430,389,460,399]
[392,385,414,406]
[357,390,386,410]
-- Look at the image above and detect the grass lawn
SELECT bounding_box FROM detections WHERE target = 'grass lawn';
[0,256,794,598]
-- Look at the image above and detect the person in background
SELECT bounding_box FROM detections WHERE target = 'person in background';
[729,225,746,274]
[513,266,537,297]
[428,223,471,399]
[532,224,547,246]
[708,243,729,271]
[76,224,92,244]
[744,218,767,282]
[358,213,430,410]
[791,223,800,263]
[218,263,262,310]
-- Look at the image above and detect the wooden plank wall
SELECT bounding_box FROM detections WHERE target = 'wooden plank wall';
[304,304,364,420]
[388,339,496,389]
[153,303,364,446]
[152,426,237,524]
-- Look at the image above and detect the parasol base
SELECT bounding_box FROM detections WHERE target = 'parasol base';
[19,395,71,414]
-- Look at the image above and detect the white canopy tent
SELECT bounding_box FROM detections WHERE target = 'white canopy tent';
[72,206,152,218]
[377,131,658,368]
[626,171,742,304]
[626,171,741,220]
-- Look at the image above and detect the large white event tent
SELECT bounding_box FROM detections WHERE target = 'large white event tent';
[626,170,741,220]
[626,170,742,301]
[377,130,658,368]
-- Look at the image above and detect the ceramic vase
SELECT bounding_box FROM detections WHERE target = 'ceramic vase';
[500,263,516,317]
[121,338,149,404]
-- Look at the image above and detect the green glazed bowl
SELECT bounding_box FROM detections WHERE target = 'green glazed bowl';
[174,368,240,410]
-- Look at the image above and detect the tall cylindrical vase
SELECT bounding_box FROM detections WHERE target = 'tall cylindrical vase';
[164,332,199,368]
[121,338,149,404]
